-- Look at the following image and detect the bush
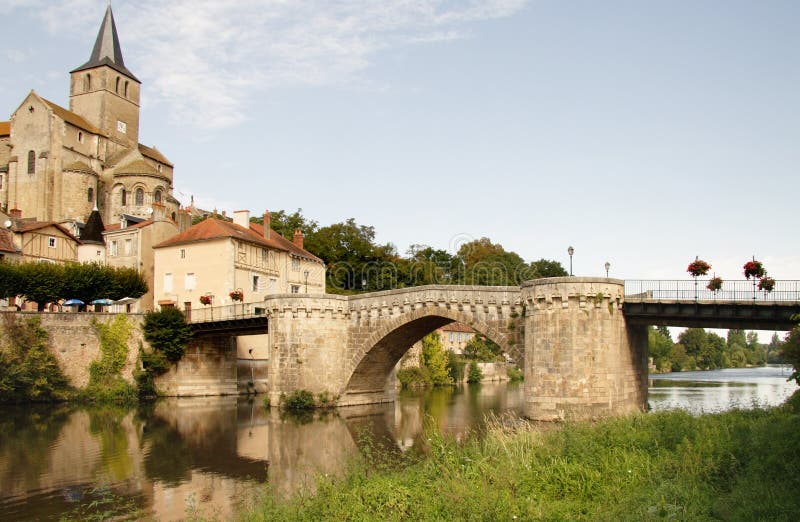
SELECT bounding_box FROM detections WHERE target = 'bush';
[506,365,524,382]
[83,315,137,403]
[467,361,483,383]
[446,351,465,382]
[398,366,432,389]
[143,307,192,362]
[281,390,316,410]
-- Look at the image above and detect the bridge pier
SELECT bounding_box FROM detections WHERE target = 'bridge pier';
[154,333,239,396]
[522,277,648,421]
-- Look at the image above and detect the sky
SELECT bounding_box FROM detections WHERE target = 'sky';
[1,0,798,285]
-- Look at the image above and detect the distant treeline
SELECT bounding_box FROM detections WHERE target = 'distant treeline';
[649,326,786,373]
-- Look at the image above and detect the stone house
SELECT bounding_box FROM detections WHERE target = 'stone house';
[0,6,182,227]
[440,322,476,355]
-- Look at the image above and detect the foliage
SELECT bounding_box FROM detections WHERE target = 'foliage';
[649,326,768,373]
[529,258,568,278]
[706,276,723,292]
[446,351,465,382]
[17,262,65,311]
[781,315,800,385]
[506,365,524,382]
[758,276,775,292]
[229,290,244,302]
[467,361,483,383]
[0,261,22,298]
[0,314,71,402]
[687,259,711,277]
[83,315,137,403]
[252,208,319,240]
[199,294,212,305]
[397,366,432,389]
[743,259,766,279]
[241,404,800,521]
[421,332,452,385]
[463,334,503,362]
[281,390,316,410]
[143,307,192,362]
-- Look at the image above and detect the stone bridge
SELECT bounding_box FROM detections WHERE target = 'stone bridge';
[265,277,647,421]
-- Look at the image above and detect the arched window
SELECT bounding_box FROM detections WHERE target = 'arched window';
[87,187,94,203]
[115,77,120,94]
[135,188,144,206]
[154,189,162,203]
[77,131,83,143]
[84,74,91,91]
[27,150,35,174]
[171,212,176,221]
[121,189,127,206]
[124,81,129,97]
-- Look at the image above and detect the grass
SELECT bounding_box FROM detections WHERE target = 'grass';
[239,391,800,521]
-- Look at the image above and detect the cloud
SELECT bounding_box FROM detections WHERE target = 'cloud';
[15,0,529,130]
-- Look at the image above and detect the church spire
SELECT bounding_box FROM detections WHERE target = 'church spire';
[71,5,139,81]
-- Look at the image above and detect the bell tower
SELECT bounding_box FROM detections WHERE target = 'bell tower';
[69,5,140,148]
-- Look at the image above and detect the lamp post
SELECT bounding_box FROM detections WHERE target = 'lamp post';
[567,246,574,276]
[604,261,610,278]
[304,270,309,293]
[362,277,367,292]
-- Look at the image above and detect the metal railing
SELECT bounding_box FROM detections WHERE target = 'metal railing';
[624,280,800,303]
[187,302,268,323]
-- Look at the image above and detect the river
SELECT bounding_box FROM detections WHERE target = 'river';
[1,367,796,521]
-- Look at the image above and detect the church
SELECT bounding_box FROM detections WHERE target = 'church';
[0,6,181,228]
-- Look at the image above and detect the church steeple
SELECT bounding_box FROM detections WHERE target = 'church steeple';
[71,5,138,81]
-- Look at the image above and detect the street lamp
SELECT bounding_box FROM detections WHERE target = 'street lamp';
[304,270,309,293]
[604,261,610,278]
[567,246,574,276]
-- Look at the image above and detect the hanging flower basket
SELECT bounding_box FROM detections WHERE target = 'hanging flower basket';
[706,277,723,292]
[687,259,711,277]
[229,290,244,302]
[743,260,765,279]
[200,295,212,306]
[758,277,775,292]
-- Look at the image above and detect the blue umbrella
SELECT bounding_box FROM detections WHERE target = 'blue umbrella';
[63,299,84,306]
[91,298,114,305]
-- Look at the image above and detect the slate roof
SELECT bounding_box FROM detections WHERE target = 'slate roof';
[70,6,139,81]
[103,219,155,233]
[81,209,105,244]
[0,229,19,254]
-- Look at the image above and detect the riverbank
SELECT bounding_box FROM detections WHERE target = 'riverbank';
[240,392,800,521]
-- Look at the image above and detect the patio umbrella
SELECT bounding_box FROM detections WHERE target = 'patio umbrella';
[114,297,138,304]
[91,298,114,305]
[63,299,84,306]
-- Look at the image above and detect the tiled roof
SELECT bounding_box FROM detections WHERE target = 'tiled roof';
[114,159,159,176]
[13,220,81,244]
[103,219,154,233]
[0,229,18,253]
[63,160,98,176]
[0,121,9,137]
[41,98,104,136]
[440,322,475,333]
[154,218,323,264]
[138,144,173,167]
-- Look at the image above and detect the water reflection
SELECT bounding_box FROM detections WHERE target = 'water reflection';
[0,383,523,521]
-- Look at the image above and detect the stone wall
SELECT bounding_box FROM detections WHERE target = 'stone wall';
[154,333,238,396]
[1,311,145,388]
[521,277,648,421]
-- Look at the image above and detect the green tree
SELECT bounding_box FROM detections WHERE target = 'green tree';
[421,332,452,386]
[648,327,674,372]
[143,308,193,362]
[464,335,503,362]
[17,262,65,311]
[467,361,483,383]
[63,262,114,306]
[252,208,319,240]
[529,259,568,279]
[780,315,800,384]
[108,266,148,300]
[678,328,716,369]
[0,262,21,299]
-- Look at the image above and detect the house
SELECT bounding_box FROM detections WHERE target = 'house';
[440,322,476,355]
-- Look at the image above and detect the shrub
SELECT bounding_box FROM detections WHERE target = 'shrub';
[467,361,483,383]
[143,307,192,362]
[507,365,524,382]
[281,389,316,410]
[84,315,137,403]
[398,366,432,389]
[421,332,452,385]
[446,351,465,382]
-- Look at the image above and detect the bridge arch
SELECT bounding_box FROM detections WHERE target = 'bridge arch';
[342,306,522,403]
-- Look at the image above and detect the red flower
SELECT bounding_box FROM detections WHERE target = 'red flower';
[758,277,775,292]
[229,290,243,302]
[707,277,723,292]
[687,259,711,277]
[200,295,212,305]
[743,260,766,279]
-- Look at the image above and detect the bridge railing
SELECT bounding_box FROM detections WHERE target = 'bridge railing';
[624,280,800,303]
[186,302,268,323]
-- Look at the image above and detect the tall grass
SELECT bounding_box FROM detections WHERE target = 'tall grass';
[240,393,800,521]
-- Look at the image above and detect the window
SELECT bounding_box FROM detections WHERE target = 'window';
[121,189,127,206]
[47,236,56,248]
[84,74,91,91]
[164,273,173,293]
[157,164,162,172]
[252,275,260,292]
[124,81,129,97]
[78,131,84,143]
[185,273,196,291]
[154,190,162,203]
[27,150,35,174]
[0,175,3,189]
[291,285,300,294]
[124,239,132,255]
[117,120,127,134]
[292,258,300,271]
[180,249,186,259]
[110,240,117,257]
[449,332,455,342]
[115,77,120,94]
[261,248,267,263]
[268,278,277,293]
[135,188,144,206]
[87,187,94,202]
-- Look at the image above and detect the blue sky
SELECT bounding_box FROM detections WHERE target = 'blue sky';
[1,0,798,283]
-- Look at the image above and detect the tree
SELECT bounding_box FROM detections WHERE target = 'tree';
[421,332,452,385]
[464,335,503,362]
[17,262,65,311]
[143,308,192,362]
[529,259,568,279]
[648,327,674,372]
[108,266,148,300]
[780,315,800,385]
[0,262,21,299]
[63,262,114,307]
[252,208,319,240]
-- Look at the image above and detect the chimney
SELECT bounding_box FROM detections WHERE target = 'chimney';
[232,209,250,229]
[293,228,304,250]
[9,208,22,219]
[262,210,270,240]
